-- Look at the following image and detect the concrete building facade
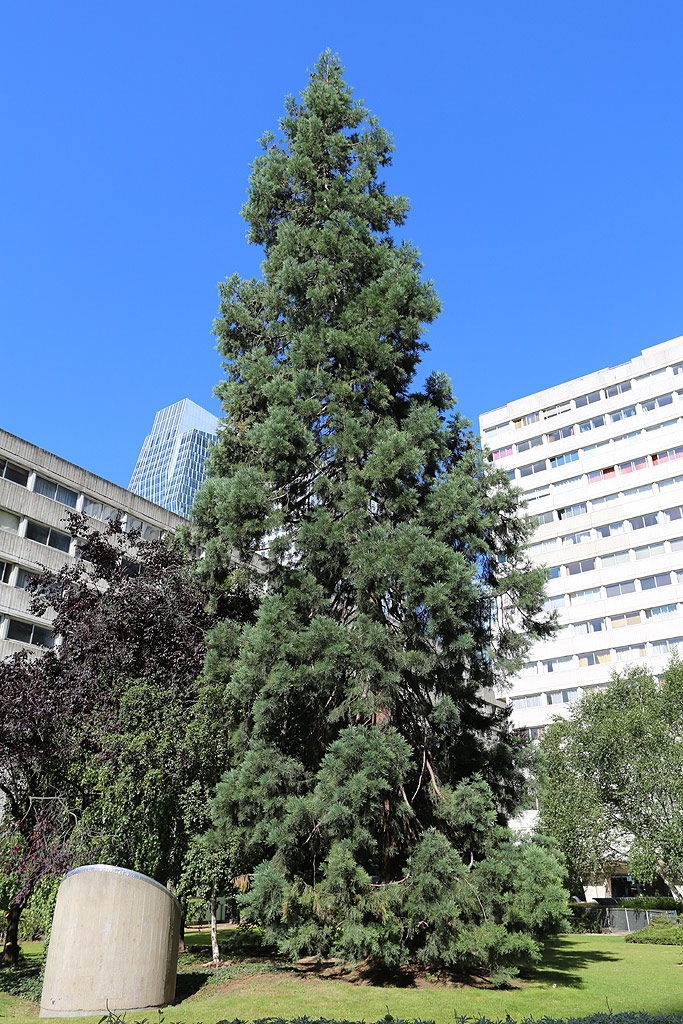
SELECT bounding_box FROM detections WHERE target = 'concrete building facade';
[129,399,219,518]
[0,429,185,661]
[480,334,683,738]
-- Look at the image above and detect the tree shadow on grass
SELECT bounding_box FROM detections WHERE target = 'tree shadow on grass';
[519,937,620,989]
[174,968,211,1001]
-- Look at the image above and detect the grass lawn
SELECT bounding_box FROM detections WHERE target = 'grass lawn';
[2,931,683,1024]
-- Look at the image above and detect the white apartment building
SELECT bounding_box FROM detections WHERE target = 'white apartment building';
[480,334,683,738]
[0,429,186,661]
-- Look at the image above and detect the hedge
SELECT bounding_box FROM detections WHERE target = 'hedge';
[625,921,683,945]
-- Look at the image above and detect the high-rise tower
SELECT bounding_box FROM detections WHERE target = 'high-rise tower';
[129,399,219,518]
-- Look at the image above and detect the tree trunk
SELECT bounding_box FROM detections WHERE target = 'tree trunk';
[2,902,23,967]
[210,889,220,966]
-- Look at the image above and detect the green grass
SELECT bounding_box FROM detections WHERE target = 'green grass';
[3,932,683,1024]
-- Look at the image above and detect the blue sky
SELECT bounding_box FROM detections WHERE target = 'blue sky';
[2,1,682,487]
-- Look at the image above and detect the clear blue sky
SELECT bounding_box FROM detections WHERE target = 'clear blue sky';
[2,1,682,487]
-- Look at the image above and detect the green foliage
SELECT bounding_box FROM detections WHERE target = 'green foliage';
[18,875,59,942]
[625,920,683,944]
[539,657,683,892]
[198,52,561,982]
[620,897,683,912]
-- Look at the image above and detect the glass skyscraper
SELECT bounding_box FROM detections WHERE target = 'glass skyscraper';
[129,399,219,518]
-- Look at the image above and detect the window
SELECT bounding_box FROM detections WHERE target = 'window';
[664,506,683,522]
[542,656,573,673]
[591,491,619,509]
[574,618,605,635]
[526,484,551,502]
[605,579,636,598]
[550,450,579,470]
[606,381,632,398]
[0,460,29,487]
[671,537,683,552]
[557,501,587,520]
[33,475,79,508]
[628,513,658,531]
[529,537,560,555]
[519,662,538,677]
[646,604,677,622]
[582,440,610,454]
[579,650,611,667]
[566,557,596,575]
[553,474,583,491]
[16,568,38,589]
[548,425,574,443]
[589,466,616,483]
[636,368,666,382]
[646,419,678,434]
[547,688,579,704]
[0,560,14,584]
[543,594,566,611]
[521,412,540,427]
[545,565,562,580]
[596,521,626,539]
[642,393,674,412]
[83,499,120,522]
[576,390,601,408]
[611,611,641,629]
[563,530,592,547]
[571,587,601,605]
[640,573,672,591]
[652,637,683,656]
[615,644,646,662]
[534,510,554,526]
[544,401,571,419]
[518,435,543,453]
[601,550,630,568]
[140,523,161,541]
[635,542,665,560]
[511,694,544,710]
[6,618,54,648]
[491,445,513,461]
[614,431,641,444]
[611,405,636,423]
[623,484,653,498]
[520,460,547,478]
[579,415,605,433]
[484,422,509,439]
[0,509,20,534]
[620,457,648,474]
[652,446,683,466]
[659,474,683,491]
[25,520,71,553]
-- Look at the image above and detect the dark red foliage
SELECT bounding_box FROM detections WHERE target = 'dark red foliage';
[0,517,215,963]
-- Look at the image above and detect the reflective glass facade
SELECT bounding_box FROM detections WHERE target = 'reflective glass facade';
[129,399,219,518]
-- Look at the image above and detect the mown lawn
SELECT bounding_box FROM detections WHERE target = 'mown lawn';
[2,931,683,1024]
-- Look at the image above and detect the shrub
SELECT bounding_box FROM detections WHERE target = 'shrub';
[620,896,683,913]
[625,920,683,944]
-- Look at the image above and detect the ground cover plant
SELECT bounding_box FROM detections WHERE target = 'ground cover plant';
[625,921,683,945]
[3,933,683,1024]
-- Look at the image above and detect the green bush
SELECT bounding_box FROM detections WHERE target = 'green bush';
[620,896,683,913]
[567,904,606,933]
[626,920,683,944]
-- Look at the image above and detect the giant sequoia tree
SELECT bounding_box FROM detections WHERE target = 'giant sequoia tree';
[195,53,563,980]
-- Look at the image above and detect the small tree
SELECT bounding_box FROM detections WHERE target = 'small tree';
[0,516,238,964]
[539,657,683,896]
[196,52,564,981]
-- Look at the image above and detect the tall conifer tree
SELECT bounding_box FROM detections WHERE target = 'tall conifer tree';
[195,53,563,979]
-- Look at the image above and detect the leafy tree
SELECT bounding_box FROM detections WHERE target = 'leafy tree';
[0,516,235,964]
[539,658,683,897]
[195,52,563,980]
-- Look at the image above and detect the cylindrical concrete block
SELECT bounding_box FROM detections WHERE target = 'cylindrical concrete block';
[40,864,180,1018]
